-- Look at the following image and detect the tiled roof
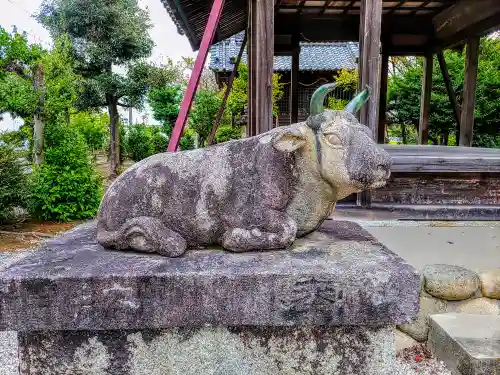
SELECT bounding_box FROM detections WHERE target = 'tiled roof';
[209,32,359,72]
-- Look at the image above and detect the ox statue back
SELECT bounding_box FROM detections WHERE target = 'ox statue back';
[97,83,392,257]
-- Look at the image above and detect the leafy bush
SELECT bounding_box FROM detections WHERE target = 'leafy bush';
[225,63,284,123]
[214,124,242,144]
[29,122,103,221]
[326,97,349,111]
[0,144,28,224]
[126,124,154,161]
[189,90,222,147]
[150,125,169,154]
[119,121,126,163]
[70,112,109,153]
[0,128,29,149]
[179,128,195,151]
[125,124,172,162]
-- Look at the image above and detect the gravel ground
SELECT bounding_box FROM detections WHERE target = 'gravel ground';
[394,345,451,375]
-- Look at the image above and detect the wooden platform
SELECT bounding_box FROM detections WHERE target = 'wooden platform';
[383,145,500,173]
[371,145,500,208]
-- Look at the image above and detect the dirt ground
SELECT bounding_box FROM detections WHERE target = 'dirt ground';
[0,220,82,252]
[0,155,137,253]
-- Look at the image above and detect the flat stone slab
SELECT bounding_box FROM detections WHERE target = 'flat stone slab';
[16,326,395,375]
[428,313,500,375]
[0,220,419,331]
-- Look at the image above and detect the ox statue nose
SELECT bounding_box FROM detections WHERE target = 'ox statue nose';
[376,148,392,180]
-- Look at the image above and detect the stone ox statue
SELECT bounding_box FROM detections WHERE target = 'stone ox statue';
[97,83,392,257]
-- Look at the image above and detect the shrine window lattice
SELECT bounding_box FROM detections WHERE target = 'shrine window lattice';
[276,81,354,124]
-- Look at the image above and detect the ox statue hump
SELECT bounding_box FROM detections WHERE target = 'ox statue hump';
[96,83,392,257]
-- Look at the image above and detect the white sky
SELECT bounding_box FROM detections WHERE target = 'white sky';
[0,0,196,130]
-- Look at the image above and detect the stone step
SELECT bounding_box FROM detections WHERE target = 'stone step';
[428,313,500,375]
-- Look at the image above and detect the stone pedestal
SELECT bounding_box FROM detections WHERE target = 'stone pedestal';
[0,220,420,375]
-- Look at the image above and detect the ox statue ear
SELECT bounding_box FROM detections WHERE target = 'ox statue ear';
[272,126,307,153]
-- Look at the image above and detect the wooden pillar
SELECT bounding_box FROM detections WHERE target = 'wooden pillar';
[378,53,389,144]
[290,45,300,124]
[358,0,382,136]
[437,50,461,144]
[247,20,255,137]
[248,0,274,136]
[357,0,382,208]
[460,36,480,147]
[167,0,225,151]
[418,52,433,145]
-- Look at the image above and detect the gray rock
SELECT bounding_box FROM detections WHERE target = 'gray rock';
[97,104,391,257]
[0,220,420,331]
[479,268,500,299]
[394,329,419,353]
[447,297,500,315]
[398,295,447,342]
[17,326,395,375]
[0,331,18,375]
[397,294,500,343]
[423,264,480,301]
[428,313,500,375]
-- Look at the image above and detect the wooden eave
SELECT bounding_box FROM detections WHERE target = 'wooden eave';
[163,0,500,54]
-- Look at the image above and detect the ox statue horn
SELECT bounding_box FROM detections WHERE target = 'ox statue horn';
[309,83,372,117]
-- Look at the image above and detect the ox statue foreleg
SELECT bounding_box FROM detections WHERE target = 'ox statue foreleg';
[97,217,187,257]
[221,211,297,252]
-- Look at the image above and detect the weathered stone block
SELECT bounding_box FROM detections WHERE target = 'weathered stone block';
[0,331,18,375]
[0,220,419,331]
[428,313,500,375]
[0,220,420,374]
[17,326,395,375]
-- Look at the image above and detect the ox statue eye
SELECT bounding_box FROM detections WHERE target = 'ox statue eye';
[324,133,342,147]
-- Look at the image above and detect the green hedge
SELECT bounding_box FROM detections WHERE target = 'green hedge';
[0,144,28,224]
[29,122,103,221]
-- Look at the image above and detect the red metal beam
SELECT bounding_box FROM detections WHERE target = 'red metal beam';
[208,31,247,146]
[167,0,226,152]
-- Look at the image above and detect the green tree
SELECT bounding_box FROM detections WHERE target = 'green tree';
[387,37,500,147]
[37,0,155,178]
[70,112,109,154]
[189,90,222,147]
[0,28,42,81]
[126,123,153,162]
[148,84,183,136]
[0,29,80,163]
[225,63,284,124]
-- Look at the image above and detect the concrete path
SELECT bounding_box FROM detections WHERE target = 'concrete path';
[354,221,500,272]
[331,207,500,271]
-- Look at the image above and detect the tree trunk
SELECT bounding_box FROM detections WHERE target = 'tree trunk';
[32,64,45,165]
[106,93,120,179]
[401,123,407,144]
[440,132,449,145]
[33,115,44,165]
